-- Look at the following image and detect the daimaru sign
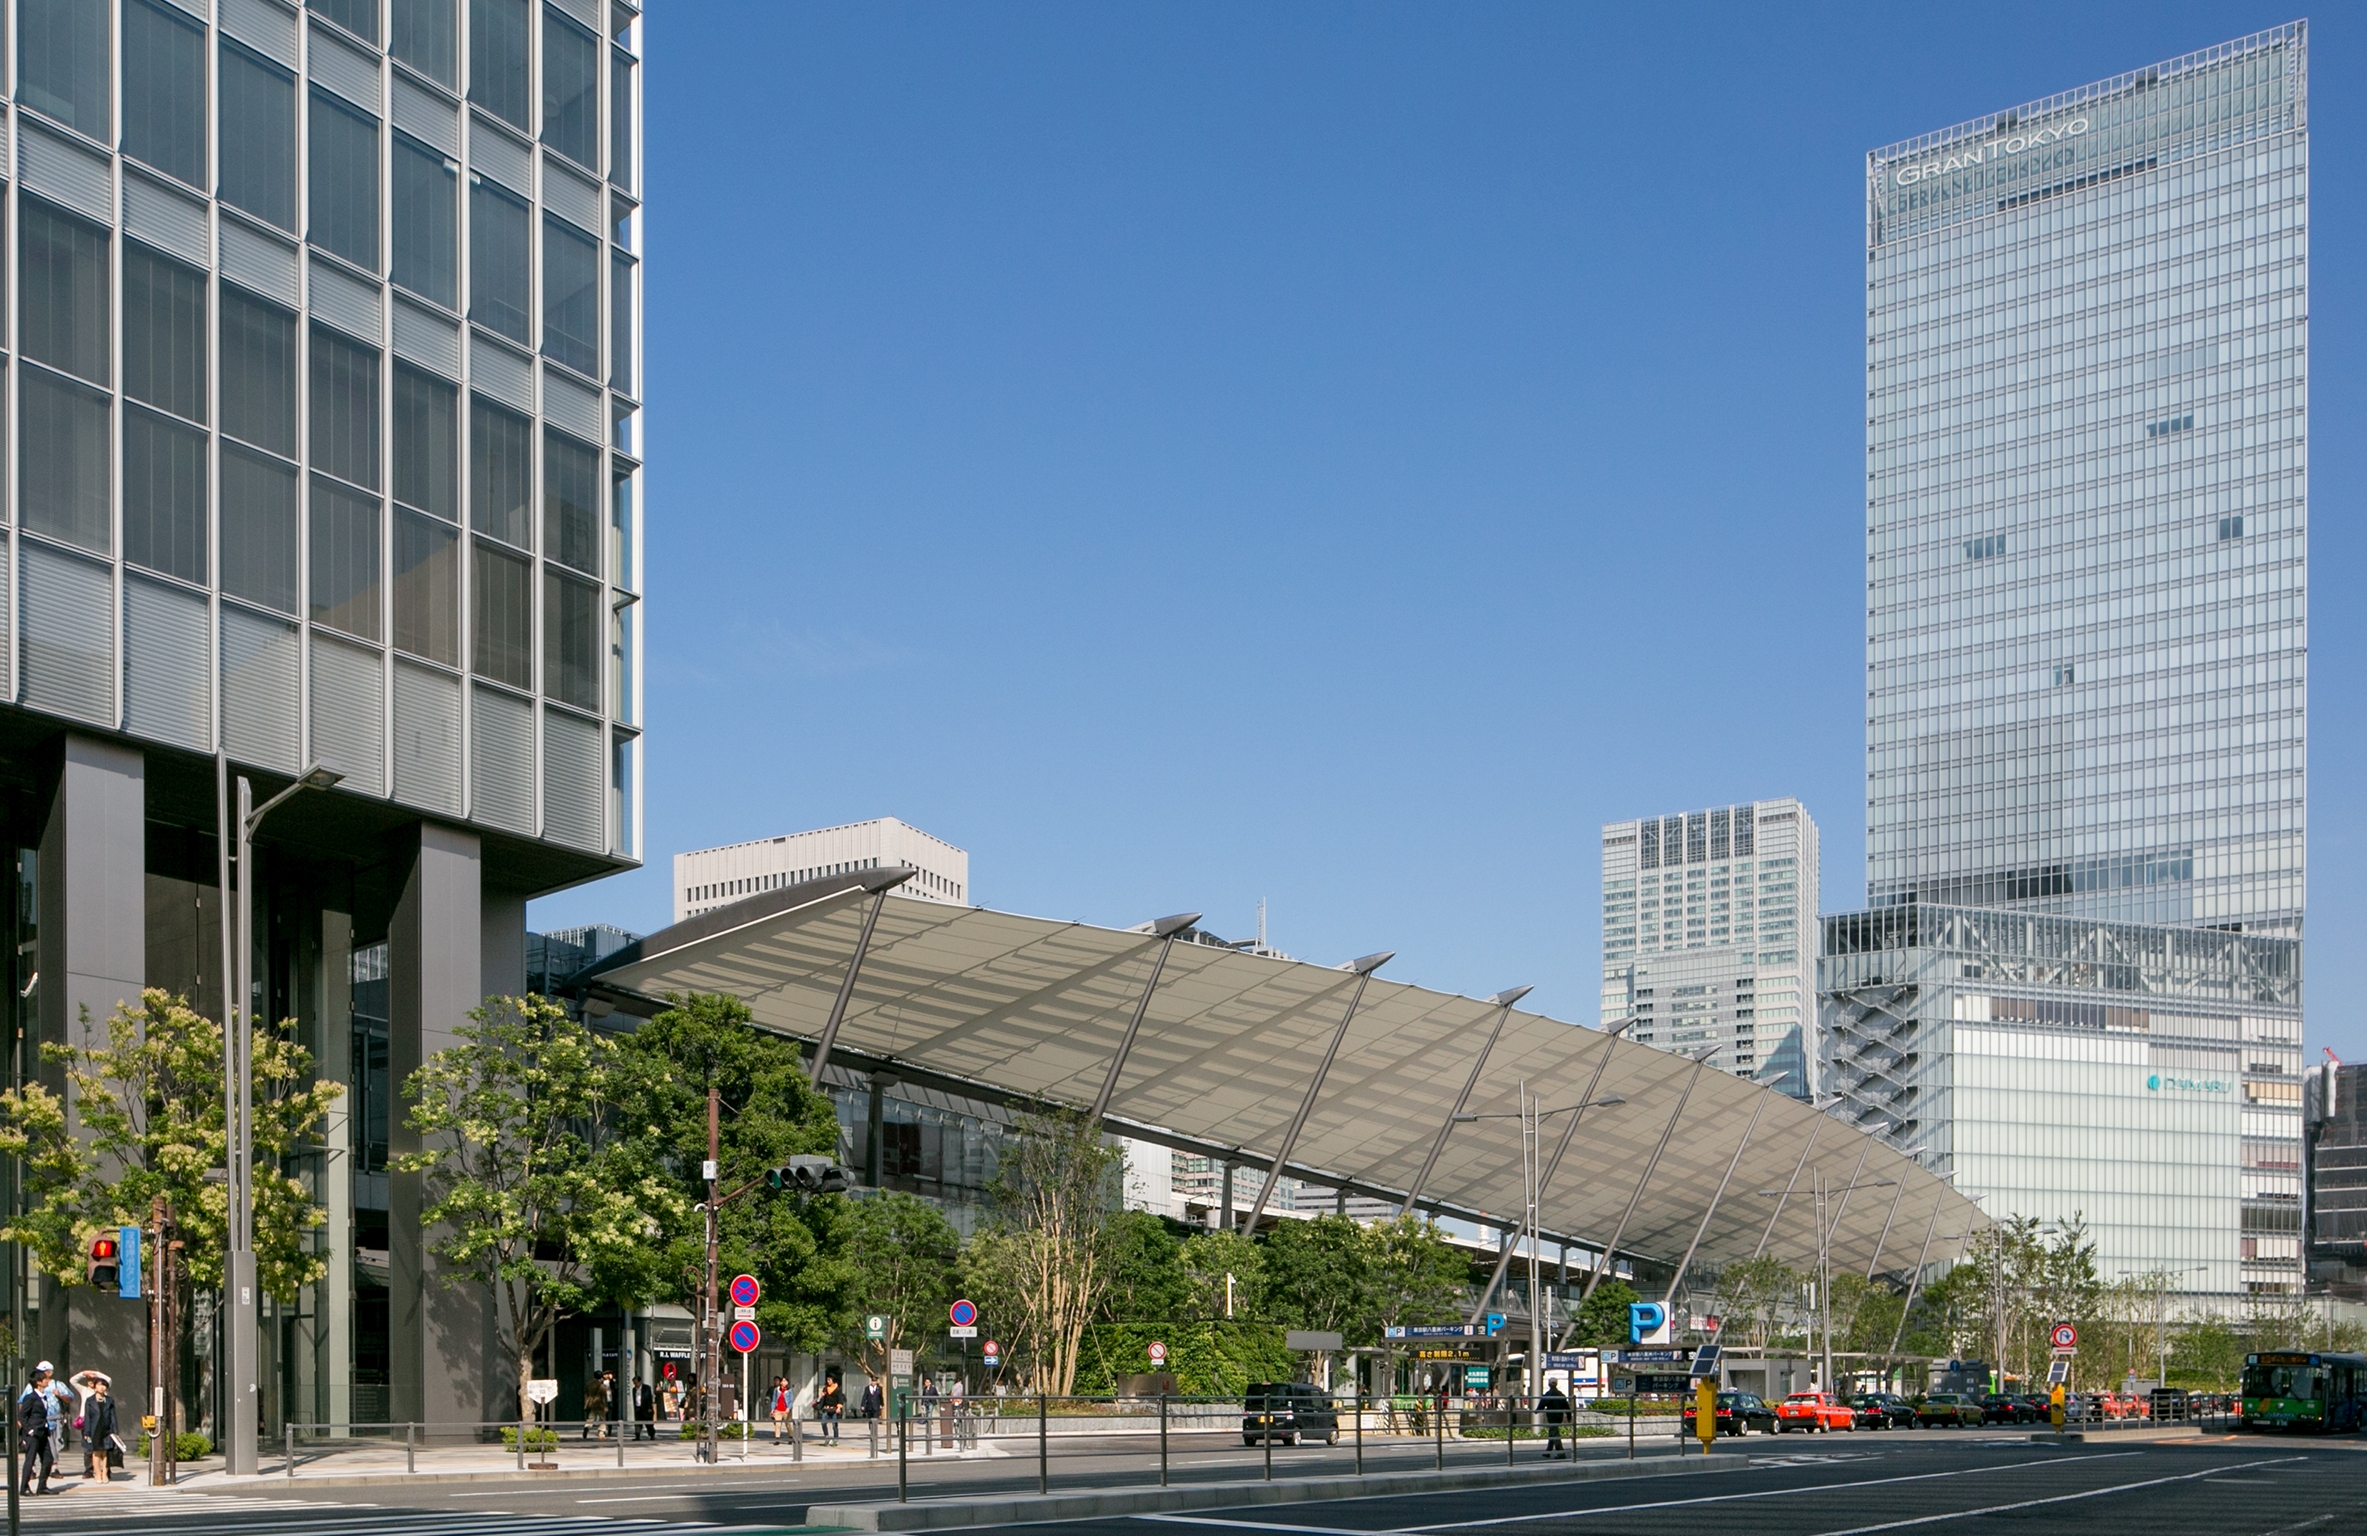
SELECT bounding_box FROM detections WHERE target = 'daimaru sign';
[1891,117,2090,186]
[2147,1073,2231,1094]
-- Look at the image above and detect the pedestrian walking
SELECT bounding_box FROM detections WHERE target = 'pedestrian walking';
[817,1374,846,1442]
[633,1376,657,1439]
[859,1377,883,1420]
[770,1378,791,1445]
[17,1362,63,1495]
[581,1372,609,1439]
[1539,1380,1571,1460]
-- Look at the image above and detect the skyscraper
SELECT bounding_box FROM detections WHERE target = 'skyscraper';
[1,0,646,1443]
[1601,798,1819,1097]
[1825,24,2307,1293]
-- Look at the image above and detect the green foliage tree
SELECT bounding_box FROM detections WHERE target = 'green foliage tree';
[1356,1215,1467,1340]
[2170,1313,2245,1390]
[833,1191,962,1381]
[1177,1229,1265,1322]
[0,991,337,1303]
[1707,1257,1803,1351]
[965,1109,1124,1394]
[1099,1210,1192,1325]
[1568,1278,1639,1348]
[398,995,684,1423]
[1259,1213,1367,1334]
[612,992,852,1354]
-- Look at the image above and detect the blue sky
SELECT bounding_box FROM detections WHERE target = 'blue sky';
[530,2,2365,1059]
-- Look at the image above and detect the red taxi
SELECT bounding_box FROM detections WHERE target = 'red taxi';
[1774,1391,1856,1432]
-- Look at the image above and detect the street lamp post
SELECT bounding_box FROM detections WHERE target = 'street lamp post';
[1453,1089,1624,1399]
[218,761,340,1477]
[1759,1172,1892,1395]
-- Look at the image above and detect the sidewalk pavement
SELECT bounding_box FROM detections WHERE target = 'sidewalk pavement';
[143,1429,996,1491]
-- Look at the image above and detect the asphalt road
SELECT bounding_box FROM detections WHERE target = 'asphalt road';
[19,1431,2364,1534]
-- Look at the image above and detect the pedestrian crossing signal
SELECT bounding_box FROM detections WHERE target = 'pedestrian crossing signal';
[87,1234,119,1291]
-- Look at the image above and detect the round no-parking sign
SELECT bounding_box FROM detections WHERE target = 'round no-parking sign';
[2050,1323,2078,1351]
[730,1320,762,1354]
[949,1298,979,1328]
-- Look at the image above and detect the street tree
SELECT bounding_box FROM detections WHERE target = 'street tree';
[0,990,337,1302]
[1259,1213,1366,1335]
[966,1109,1123,1394]
[612,992,853,1355]
[398,995,683,1423]
[1356,1215,1467,1341]
[834,1191,961,1382]
[1568,1278,1640,1348]
[1177,1228,1265,1321]
[1099,1209,1192,1325]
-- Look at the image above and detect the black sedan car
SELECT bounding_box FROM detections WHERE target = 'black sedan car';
[1979,1393,2037,1425]
[1850,1393,1916,1429]
[1682,1390,1779,1436]
[1242,1383,1339,1446]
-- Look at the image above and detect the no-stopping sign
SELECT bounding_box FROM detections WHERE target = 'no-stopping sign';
[731,1273,761,1308]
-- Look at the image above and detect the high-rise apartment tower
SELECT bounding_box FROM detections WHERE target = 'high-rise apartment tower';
[1826,24,2307,1293]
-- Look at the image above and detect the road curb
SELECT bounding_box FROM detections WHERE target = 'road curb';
[805,1451,1747,1531]
[179,1453,849,1492]
[2028,1424,2207,1445]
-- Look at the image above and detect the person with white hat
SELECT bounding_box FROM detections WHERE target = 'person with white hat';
[16,1362,66,1495]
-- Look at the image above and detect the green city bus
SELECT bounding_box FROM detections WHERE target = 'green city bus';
[2239,1351,2367,1432]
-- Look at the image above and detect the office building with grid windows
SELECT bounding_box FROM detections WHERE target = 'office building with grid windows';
[0,0,646,1438]
[1600,798,1819,1099]
[1824,24,2308,1292]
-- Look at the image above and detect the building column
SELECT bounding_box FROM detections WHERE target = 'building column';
[37,734,146,1383]
[317,908,355,1436]
[387,822,491,1428]
[483,890,527,1001]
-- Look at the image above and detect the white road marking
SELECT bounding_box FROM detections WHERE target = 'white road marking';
[1137,1517,1382,1536]
[1810,1455,2308,1535]
[1398,1451,2144,1529]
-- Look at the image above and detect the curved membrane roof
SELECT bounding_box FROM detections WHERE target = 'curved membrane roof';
[575,873,1984,1281]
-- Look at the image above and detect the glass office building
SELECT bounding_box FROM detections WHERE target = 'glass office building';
[1833,24,2307,1291]
[1600,799,1819,1097]
[0,0,645,1440]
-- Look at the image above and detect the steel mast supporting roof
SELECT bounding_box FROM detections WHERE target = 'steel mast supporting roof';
[573,874,1984,1279]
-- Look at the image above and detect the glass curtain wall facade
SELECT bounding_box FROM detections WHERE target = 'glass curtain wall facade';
[0,0,648,1444]
[1821,904,2295,1295]
[1841,24,2308,1294]
[4,0,645,852]
[1864,25,2305,936]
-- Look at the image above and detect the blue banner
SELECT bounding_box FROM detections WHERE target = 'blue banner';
[119,1225,141,1300]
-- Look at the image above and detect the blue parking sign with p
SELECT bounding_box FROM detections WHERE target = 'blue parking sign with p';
[1628,1302,1666,1345]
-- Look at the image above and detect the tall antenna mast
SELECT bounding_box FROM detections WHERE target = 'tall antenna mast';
[1258,897,1267,948]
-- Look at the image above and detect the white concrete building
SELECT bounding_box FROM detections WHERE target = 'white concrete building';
[1600,799,1820,1099]
[676,818,969,921]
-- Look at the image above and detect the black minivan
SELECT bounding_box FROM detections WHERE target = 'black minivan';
[1242,1383,1340,1446]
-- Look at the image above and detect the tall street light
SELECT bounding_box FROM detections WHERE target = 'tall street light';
[218,760,339,1476]
[1455,1089,1625,1398]
[1760,1171,1893,1394]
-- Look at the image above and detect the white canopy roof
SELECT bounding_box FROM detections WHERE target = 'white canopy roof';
[576,876,1982,1281]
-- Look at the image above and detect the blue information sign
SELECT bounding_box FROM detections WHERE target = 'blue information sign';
[119,1225,141,1300]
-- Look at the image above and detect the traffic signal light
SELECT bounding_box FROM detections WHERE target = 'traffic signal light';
[766,1156,849,1194]
[87,1234,119,1291]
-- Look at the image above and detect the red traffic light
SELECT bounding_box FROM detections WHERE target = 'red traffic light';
[91,1238,117,1259]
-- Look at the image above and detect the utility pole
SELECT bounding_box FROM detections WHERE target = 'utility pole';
[702,1086,721,1465]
